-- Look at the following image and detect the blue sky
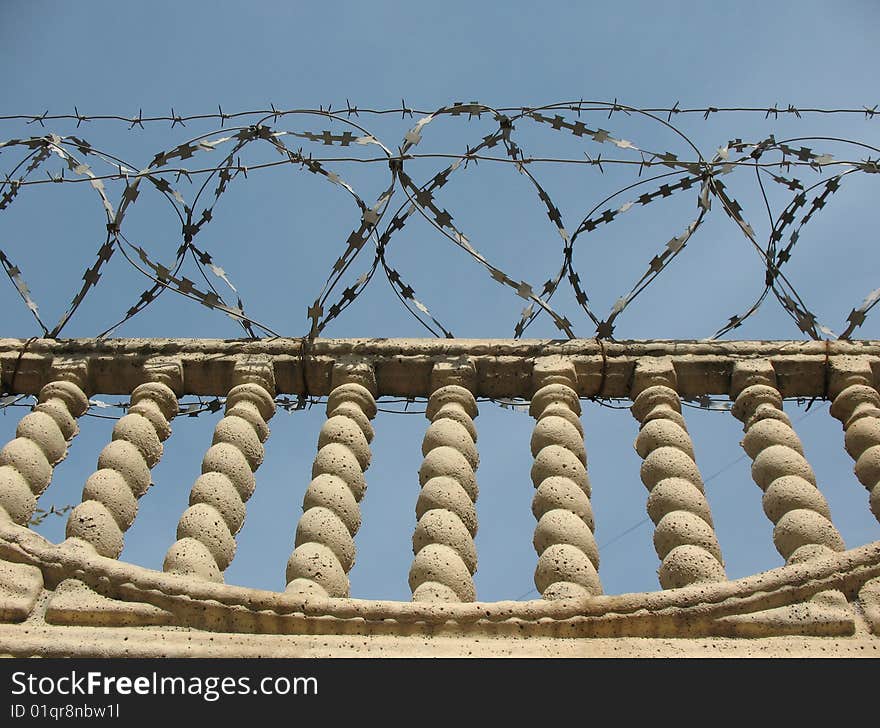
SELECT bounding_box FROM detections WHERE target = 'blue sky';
[0,1,878,601]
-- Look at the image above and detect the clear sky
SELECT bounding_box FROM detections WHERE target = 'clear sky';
[0,1,878,601]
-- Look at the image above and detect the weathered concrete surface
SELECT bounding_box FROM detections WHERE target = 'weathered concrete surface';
[1,624,877,658]
[1,338,880,657]
[1,513,879,655]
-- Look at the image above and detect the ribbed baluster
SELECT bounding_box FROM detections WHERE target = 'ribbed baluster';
[286,361,376,599]
[64,359,181,558]
[164,356,275,582]
[410,361,479,603]
[0,361,89,527]
[630,357,726,588]
[731,360,844,563]
[829,356,880,523]
[529,356,600,600]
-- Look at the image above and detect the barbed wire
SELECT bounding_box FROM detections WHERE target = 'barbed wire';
[2,100,878,352]
[0,388,817,421]
[4,101,878,127]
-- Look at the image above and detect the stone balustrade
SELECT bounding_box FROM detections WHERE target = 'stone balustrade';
[0,337,878,656]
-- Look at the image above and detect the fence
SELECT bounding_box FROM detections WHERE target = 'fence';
[0,337,878,655]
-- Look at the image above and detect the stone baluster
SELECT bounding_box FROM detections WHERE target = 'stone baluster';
[286,360,377,599]
[409,361,479,603]
[731,360,844,563]
[0,359,89,526]
[64,358,181,558]
[164,356,275,582]
[529,356,601,600]
[829,356,880,523]
[630,357,726,588]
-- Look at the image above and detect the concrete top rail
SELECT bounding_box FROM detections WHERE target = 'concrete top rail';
[1,337,878,398]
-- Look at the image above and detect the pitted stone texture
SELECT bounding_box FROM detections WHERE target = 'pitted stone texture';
[328,381,377,416]
[313,443,367,501]
[423,419,478,469]
[130,380,179,432]
[410,581,460,603]
[287,369,376,599]
[844,410,880,460]
[286,542,349,598]
[320,416,372,469]
[410,380,479,603]
[97,440,151,497]
[66,500,124,558]
[303,474,361,535]
[531,417,586,464]
[426,384,478,420]
[640,447,704,491]
[773,509,846,560]
[534,403,584,435]
[731,384,782,421]
[533,476,594,530]
[742,418,804,459]
[0,468,36,525]
[296,506,355,572]
[630,365,725,591]
[39,380,89,417]
[128,401,172,442]
[81,470,138,530]
[653,511,723,562]
[189,472,246,536]
[16,412,66,463]
[166,376,273,582]
[327,402,374,443]
[752,445,816,490]
[33,400,77,441]
[202,443,255,500]
[733,362,845,564]
[7,338,880,651]
[112,414,163,468]
[529,371,601,600]
[631,385,681,422]
[227,382,276,420]
[416,477,477,536]
[413,509,477,574]
[0,561,43,621]
[420,446,478,501]
[529,382,581,419]
[830,379,880,430]
[658,544,727,588]
[787,543,837,564]
[0,379,86,525]
[65,380,177,558]
[225,402,271,443]
[531,445,589,493]
[534,509,599,568]
[425,404,478,441]
[851,437,880,475]
[636,419,695,460]
[163,537,223,583]
[762,476,831,524]
[646,478,713,526]
[213,415,264,470]
[410,543,476,602]
[830,380,880,525]
[177,503,237,570]
[535,542,601,596]
[1,439,53,495]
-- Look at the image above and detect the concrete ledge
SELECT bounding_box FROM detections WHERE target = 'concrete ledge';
[1,623,877,658]
[2,337,879,398]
